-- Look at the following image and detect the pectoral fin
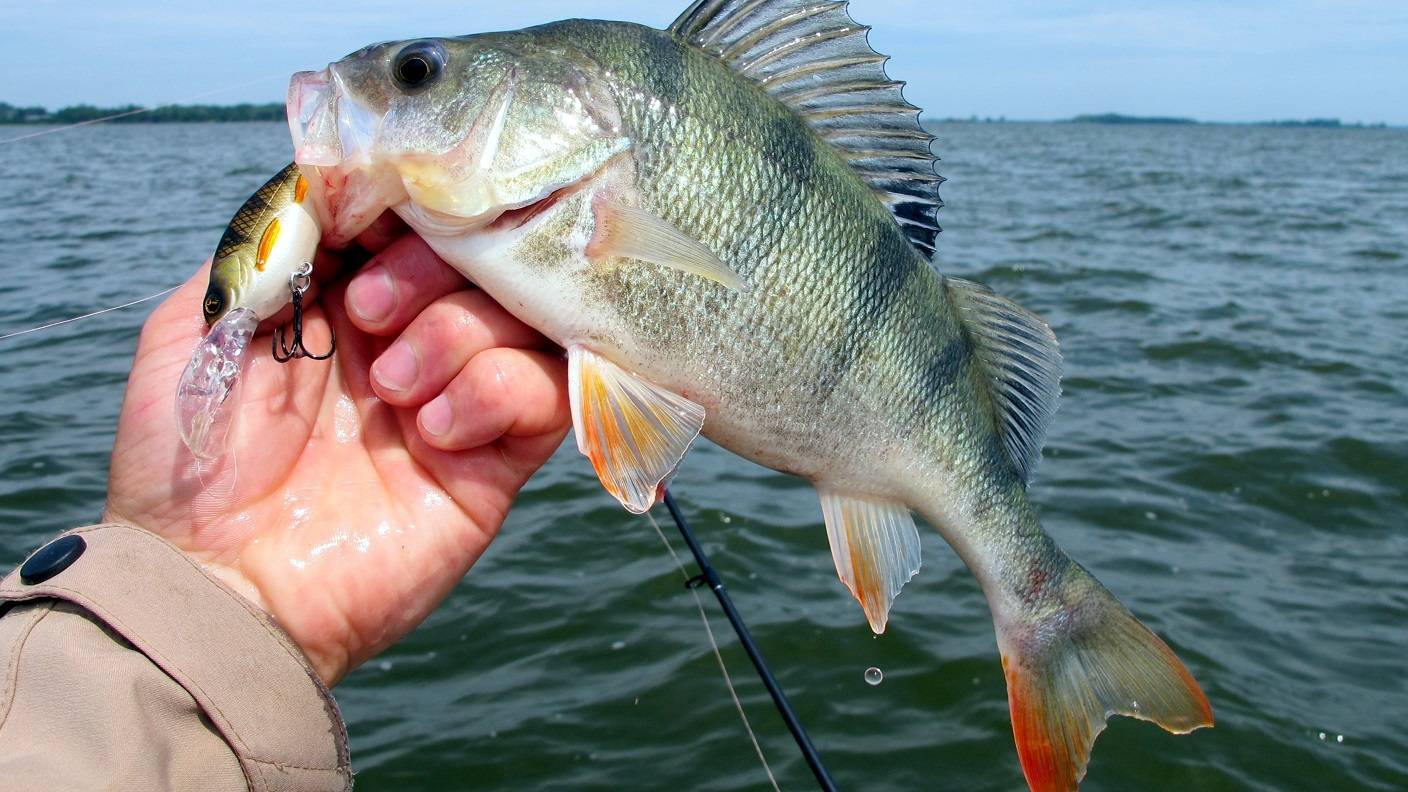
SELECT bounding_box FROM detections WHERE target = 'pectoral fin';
[569,345,705,513]
[818,488,922,634]
[589,197,745,290]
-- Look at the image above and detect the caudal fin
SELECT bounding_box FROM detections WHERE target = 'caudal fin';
[998,570,1213,792]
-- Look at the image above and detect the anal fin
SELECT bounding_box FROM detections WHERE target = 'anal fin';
[818,488,921,634]
[568,345,705,513]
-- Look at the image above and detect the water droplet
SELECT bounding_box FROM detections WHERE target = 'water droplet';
[864,667,884,686]
[1336,734,1344,743]
[1144,511,1158,521]
[611,640,626,650]
[1318,732,1326,741]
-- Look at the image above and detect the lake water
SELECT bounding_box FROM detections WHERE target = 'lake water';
[1,121,1405,790]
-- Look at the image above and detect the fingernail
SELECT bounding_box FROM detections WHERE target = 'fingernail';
[348,265,394,323]
[372,341,418,392]
[420,394,453,437]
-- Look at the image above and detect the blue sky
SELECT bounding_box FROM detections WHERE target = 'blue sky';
[2,1,1405,123]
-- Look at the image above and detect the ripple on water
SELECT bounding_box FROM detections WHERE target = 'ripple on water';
[4,121,1408,791]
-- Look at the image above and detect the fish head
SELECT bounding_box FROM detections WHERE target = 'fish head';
[288,32,629,247]
[203,257,237,325]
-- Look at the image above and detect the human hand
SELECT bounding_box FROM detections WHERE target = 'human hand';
[104,215,570,685]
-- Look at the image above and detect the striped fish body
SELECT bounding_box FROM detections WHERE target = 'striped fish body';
[286,4,1212,790]
[503,22,988,494]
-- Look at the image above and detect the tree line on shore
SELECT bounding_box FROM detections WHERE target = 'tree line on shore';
[0,102,286,124]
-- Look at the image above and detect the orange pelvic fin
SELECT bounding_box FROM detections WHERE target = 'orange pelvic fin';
[817,489,921,633]
[568,345,705,513]
[1000,579,1213,791]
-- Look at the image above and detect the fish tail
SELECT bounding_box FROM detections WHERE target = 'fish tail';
[993,559,1213,791]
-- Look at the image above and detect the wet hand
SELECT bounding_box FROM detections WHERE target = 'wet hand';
[104,216,570,685]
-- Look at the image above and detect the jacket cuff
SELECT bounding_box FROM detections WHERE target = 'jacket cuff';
[0,524,351,792]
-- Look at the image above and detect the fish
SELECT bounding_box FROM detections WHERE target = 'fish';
[177,162,321,459]
[281,1,1213,788]
[202,161,321,325]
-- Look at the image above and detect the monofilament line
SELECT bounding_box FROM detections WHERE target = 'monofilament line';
[0,285,179,341]
[644,509,781,792]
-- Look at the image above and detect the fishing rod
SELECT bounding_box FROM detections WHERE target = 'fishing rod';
[660,489,839,792]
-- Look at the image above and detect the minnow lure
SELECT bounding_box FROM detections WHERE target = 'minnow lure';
[176,163,323,459]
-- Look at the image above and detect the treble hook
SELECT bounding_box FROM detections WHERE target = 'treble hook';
[272,262,335,362]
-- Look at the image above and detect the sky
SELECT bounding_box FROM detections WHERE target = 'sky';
[2,0,1405,124]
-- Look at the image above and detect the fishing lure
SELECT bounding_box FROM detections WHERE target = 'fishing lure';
[176,162,325,460]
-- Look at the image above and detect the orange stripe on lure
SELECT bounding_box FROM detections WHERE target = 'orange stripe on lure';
[255,216,283,272]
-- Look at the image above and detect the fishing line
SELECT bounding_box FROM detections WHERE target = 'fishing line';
[0,74,288,145]
[644,508,781,792]
[651,489,839,792]
[0,285,179,342]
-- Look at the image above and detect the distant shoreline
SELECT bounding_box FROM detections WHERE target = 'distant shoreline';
[0,102,1396,129]
[930,112,1393,129]
[0,102,285,125]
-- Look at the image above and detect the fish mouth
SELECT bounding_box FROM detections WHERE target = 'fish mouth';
[287,68,406,247]
[286,64,609,248]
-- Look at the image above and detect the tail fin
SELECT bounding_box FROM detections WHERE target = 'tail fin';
[997,569,1213,792]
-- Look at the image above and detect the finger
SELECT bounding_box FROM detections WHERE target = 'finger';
[370,290,551,406]
[344,234,466,334]
[353,210,409,255]
[416,348,570,451]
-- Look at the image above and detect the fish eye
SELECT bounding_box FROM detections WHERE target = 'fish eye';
[203,289,225,322]
[392,41,446,93]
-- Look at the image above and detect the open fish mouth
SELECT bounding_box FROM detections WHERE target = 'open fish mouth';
[287,68,406,247]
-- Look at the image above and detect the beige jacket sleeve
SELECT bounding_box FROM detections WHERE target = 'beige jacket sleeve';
[0,524,352,792]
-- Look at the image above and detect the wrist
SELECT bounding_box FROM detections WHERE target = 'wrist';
[195,556,350,686]
[99,508,348,686]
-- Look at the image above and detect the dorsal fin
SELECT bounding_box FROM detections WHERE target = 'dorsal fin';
[670,1,944,256]
[947,278,1062,484]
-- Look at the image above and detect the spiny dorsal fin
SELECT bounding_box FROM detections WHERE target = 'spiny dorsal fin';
[947,278,1062,484]
[670,1,944,256]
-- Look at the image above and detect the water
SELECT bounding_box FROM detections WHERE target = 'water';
[1,121,1405,790]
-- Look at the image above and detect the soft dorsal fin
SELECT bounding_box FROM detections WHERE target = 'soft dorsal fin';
[947,278,1062,484]
[670,1,944,256]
